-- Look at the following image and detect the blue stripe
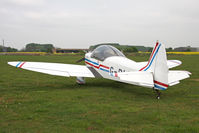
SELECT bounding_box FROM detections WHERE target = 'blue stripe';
[16,62,21,67]
[154,84,166,90]
[85,58,99,65]
[99,68,109,72]
[144,44,161,71]
[85,58,109,73]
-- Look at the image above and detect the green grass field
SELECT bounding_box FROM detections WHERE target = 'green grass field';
[0,54,199,133]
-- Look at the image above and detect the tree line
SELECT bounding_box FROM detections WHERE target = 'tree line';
[0,45,18,52]
[0,43,196,53]
[22,43,54,53]
[0,43,55,53]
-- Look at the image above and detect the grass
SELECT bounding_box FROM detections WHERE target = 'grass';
[0,54,199,133]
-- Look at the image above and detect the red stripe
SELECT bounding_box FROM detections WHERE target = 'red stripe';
[100,64,109,69]
[19,62,26,68]
[115,73,118,77]
[139,42,159,71]
[154,80,168,87]
[85,61,98,69]
[85,61,109,69]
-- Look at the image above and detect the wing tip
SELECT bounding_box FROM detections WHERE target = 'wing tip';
[8,61,22,67]
[8,61,17,66]
[170,60,182,65]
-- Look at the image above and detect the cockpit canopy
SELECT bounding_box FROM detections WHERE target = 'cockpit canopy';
[91,45,125,61]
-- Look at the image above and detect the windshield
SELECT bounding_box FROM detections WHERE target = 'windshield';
[91,45,125,61]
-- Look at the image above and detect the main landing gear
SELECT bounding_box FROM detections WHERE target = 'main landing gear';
[154,89,161,99]
[76,77,86,85]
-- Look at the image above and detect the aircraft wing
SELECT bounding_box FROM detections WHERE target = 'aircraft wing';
[137,60,182,69]
[117,71,154,88]
[8,61,95,78]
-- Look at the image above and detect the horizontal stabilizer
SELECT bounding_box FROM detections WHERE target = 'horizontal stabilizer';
[167,60,182,69]
[8,61,95,78]
[137,60,182,70]
[118,71,154,88]
[168,70,191,86]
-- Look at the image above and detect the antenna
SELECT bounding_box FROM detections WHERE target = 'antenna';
[2,39,6,52]
[2,39,4,47]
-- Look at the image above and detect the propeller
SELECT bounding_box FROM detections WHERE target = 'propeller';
[76,49,89,63]
[76,57,85,63]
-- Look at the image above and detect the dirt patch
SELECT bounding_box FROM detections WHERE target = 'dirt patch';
[87,127,97,131]
[0,97,4,104]
[191,79,199,82]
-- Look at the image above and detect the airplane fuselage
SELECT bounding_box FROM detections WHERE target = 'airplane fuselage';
[85,52,140,83]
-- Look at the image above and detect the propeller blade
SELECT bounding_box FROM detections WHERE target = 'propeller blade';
[76,57,85,63]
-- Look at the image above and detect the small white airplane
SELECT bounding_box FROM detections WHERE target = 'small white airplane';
[8,41,191,99]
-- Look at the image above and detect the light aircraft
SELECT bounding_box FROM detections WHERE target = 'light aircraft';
[8,41,191,99]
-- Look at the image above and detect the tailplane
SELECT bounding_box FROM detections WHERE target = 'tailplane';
[140,41,191,90]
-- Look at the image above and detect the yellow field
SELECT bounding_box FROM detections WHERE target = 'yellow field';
[0,52,46,55]
[139,51,199,55]
[167,52,199,55]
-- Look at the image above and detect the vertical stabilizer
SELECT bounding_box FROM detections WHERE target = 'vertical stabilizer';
[153,42,168,90]
[140,41,169,90]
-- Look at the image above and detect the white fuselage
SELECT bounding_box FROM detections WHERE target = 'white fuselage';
[85,52,141,82]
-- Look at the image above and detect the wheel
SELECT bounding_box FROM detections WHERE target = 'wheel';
[76,77,85,84]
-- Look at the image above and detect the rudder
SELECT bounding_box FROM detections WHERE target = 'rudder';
[140,41,169,90]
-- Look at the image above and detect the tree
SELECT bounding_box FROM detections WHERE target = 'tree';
[186,48,191,52]
[0,45,18,52]
[166,47,173,52]
[25,43,54,52]
[147,48,153,52]
[123,46,138,53]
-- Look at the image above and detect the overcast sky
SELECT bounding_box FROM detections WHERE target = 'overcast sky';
[0,0,199,49]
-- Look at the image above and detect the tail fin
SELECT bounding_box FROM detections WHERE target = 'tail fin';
[140,41,169,90]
